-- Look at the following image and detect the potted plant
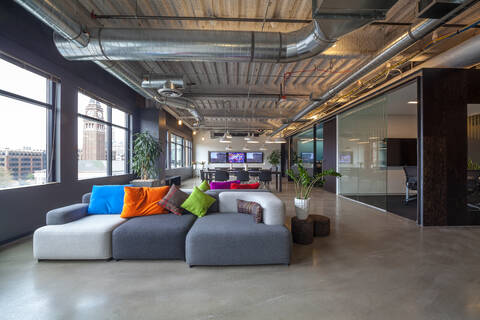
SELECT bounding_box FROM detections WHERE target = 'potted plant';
[267,150,281,171]
[130,132,162,187]
[287,161,341,220]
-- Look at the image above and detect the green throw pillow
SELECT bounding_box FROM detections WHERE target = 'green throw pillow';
[181,187,216,218]
[198,180,210,192]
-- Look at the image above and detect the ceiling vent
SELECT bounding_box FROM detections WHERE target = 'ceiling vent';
[418,0,462,18]
[157,80,183,98]
[141,75,185,98]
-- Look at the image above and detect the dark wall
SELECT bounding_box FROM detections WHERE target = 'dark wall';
[323,118,337,193]
[420,68,480,226]
[0,1,144,244]
[139,107,193,182]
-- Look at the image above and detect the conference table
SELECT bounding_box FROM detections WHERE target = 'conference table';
[202,169,282,192]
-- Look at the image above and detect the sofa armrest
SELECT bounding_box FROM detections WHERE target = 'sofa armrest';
[46,203,88,225]
[82,192,92,204]
[218,192,285,225]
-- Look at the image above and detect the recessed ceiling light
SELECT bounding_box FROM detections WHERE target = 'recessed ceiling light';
[368,136,379,140]
[408,101,418,104]
[358,141,369,144]
[247,140,259,144]
[348,138,360,141]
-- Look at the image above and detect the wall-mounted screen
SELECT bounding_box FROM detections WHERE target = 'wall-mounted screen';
[386,138,417,166]
[246,152,263,163]
[209,151,227,163]
[228,152,245,163]
[339,151,353,164]
[301,152,314,163]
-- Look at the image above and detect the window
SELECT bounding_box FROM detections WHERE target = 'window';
[185,140,192,167]
[0,56,57,189]
[77,92,131,179]
[167,132,192,168]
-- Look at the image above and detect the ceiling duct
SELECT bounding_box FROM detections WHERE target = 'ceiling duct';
[14,0,203,124]
[51,0,397,63]
[141,75,185,98]
[270,0,477,136]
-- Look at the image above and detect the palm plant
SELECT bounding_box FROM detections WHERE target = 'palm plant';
[267,150,280,167]
[132,132,162,180]
[287,161,341,199]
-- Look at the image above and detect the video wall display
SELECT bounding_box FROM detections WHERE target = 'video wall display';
[208,151,227,163]
[208,151,264,163]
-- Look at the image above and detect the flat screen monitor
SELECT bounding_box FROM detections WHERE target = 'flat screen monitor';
[228,152,245,163]
[209,151,227,163]
[339,151,353,164]
[301,152,314,163]
[246,152,263,163]
[386,138,417,166]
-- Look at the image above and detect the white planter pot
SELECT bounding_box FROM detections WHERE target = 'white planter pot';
[294,198,311,220]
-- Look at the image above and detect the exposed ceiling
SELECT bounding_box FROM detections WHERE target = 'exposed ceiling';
[65,0,480,134]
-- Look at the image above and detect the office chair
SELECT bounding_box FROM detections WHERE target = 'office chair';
[259,169,272,189]
[235,170,250,183]
[214,170,229,182]
[403,166,417,204]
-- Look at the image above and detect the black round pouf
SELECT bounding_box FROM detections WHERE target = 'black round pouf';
[310,214,330,237]
[291,217,314,245]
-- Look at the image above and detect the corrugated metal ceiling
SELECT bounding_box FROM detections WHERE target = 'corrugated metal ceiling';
[72,0,480,132]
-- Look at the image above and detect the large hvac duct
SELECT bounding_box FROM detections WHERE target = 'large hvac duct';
[270,0,479,136]
[51,0,397,63]
[13,0,202,123]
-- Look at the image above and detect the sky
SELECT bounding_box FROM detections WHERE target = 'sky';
[0,58,127,152]
[0,58,47,150]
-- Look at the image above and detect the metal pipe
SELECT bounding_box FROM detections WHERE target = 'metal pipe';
[270,0,478,136]
[141,75,184,89]
[14,0,89,47]
[53,1,397,63]
[14,0,203,123]
[92,14,312,25]
[185,93,309,101]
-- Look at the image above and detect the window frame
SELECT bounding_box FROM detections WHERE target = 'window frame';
[0,53,58,189]
[77,90,132,180]
[167,132,192,169]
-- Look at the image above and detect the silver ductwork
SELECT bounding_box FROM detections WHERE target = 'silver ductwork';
[52,1,397,63]
[13,0,202,124]
[141,75,185,98]
[270,0,478,136]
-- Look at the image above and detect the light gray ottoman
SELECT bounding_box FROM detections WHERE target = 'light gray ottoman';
[186,212,291,266]
[33,215,126,260]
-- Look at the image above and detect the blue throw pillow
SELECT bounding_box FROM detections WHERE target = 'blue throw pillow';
[88,185,132,214]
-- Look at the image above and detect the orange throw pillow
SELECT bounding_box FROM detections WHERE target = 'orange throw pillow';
[121,186,170,218]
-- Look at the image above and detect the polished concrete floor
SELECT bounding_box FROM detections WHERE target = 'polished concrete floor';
[1,179,480,320]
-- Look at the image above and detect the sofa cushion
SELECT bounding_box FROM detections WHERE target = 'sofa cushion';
[158,184,189,215]
[181,187,216,218]
[198,180,210,192]
[88,185,131,214]
[237,199,263,223]
[210,180,240,190]
[186,212,291,266]
[34,215,126,260]
[120,186,170,218]
[219,192,285,226]
[231,182,260,189]
[112,214,196,260]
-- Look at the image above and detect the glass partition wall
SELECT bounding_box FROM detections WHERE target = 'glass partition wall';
[338,81,418,221]
[290,124,324,177]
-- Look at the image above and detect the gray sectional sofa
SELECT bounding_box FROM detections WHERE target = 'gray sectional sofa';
[33,189,291,266]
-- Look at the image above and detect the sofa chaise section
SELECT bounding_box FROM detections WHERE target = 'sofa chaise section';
[112,213,196,260]
[186,192,291,266]
[34,204,126,260]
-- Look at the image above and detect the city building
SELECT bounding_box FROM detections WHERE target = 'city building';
[80,99,106,161]
[1,1,480,319]
[0,149,46,180]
